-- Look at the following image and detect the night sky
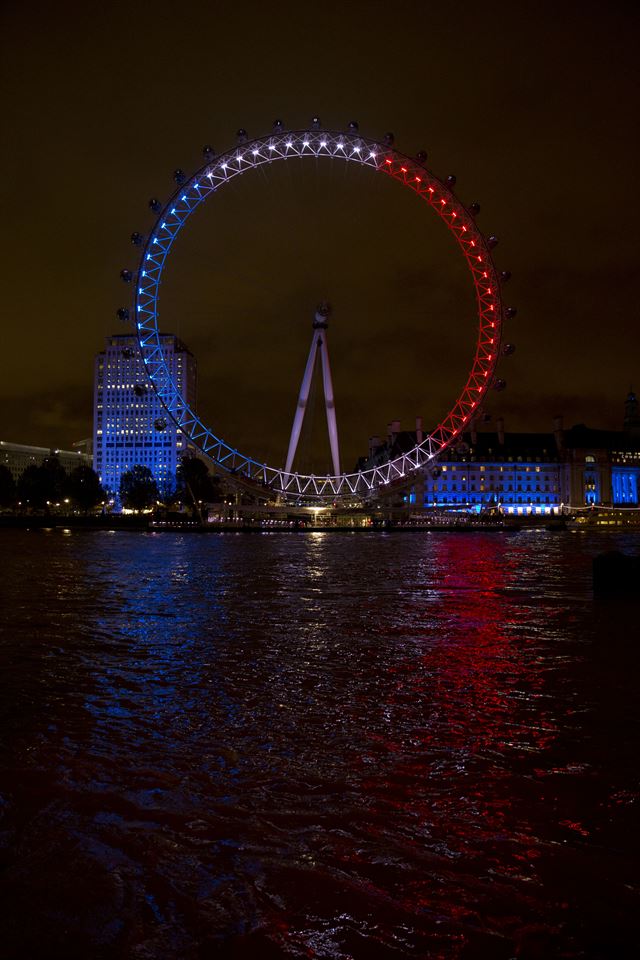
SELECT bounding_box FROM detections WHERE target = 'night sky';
[2,1,639,473]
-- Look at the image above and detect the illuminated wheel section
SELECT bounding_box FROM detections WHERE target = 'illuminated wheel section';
[133,127,506,501]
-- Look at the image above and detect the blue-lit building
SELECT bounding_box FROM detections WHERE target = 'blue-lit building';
[559,390,640,508]
[93,334,196,499]
[605,389,640,505]
[412,423,564,515]
[362,392,640,513]
[422,430,562,515]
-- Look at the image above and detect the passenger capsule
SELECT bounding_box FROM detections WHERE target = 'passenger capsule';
[348,120,359,132]
[383,132,395,146]
[273,119,284,131]
[116,307,130,322]
[503,343,516,356]
[130,232,143,246]
[202,145,215,160]
[311,116,321,130]
[416,150,427,163]
[173,168,186,184]
[505,306,517,319]
[121,347,135,358]
[500,270,512,282]
[492,378,507,391]
[446,174,457,189]
[154,417,167,431]
[120,269,132,283]
[133,384,147,397]
[236,128,247,143]
[469,202,481,216]
[487,235,499,249]
[148,198,162,213]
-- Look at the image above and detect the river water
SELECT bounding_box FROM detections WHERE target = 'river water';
[0,528,638,959]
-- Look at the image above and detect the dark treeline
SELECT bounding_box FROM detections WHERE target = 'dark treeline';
[0,455,223,514]
[0,458,104,514]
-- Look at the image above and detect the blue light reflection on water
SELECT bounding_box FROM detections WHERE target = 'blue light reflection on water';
[0,528,639,959]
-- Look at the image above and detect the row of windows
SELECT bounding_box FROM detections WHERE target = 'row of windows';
[102,441,173,448]
[428,483,558,493]
[99,376,185,387]
[445,455,556,463]
[97,425,172,432]
[100,357,186,364]
[100,464,173,474]
[101,356,187,363]
[440,464,552,473]
[97,411,169,416]
[427,495,561,505]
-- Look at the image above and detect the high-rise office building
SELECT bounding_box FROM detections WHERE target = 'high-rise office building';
[93,334,196,498]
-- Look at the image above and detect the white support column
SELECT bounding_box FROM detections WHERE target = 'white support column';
[319,332,340,476]
[285,302,341,477]
[284,335,319,475]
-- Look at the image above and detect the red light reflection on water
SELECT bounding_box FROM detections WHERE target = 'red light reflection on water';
[342,536,563,954]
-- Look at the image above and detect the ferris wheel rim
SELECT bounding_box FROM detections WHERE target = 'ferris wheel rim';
[132,128,504,502]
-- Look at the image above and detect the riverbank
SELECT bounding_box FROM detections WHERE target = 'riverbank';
[6,514,638,533]
[0,514,522,533]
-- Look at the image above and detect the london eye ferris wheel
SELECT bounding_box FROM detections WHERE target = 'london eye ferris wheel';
[118,119,516,503]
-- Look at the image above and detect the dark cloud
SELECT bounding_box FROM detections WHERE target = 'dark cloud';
[1,385,91,448]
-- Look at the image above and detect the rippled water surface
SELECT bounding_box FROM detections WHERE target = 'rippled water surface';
[1,528,639,959]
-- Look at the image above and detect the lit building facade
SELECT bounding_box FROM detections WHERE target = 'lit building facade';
[611,388,640,505]
[415,427,564,515]
[362,393,640,513]
[93,334,196,498]
[0,441,92,482]
[612,454,640,504]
